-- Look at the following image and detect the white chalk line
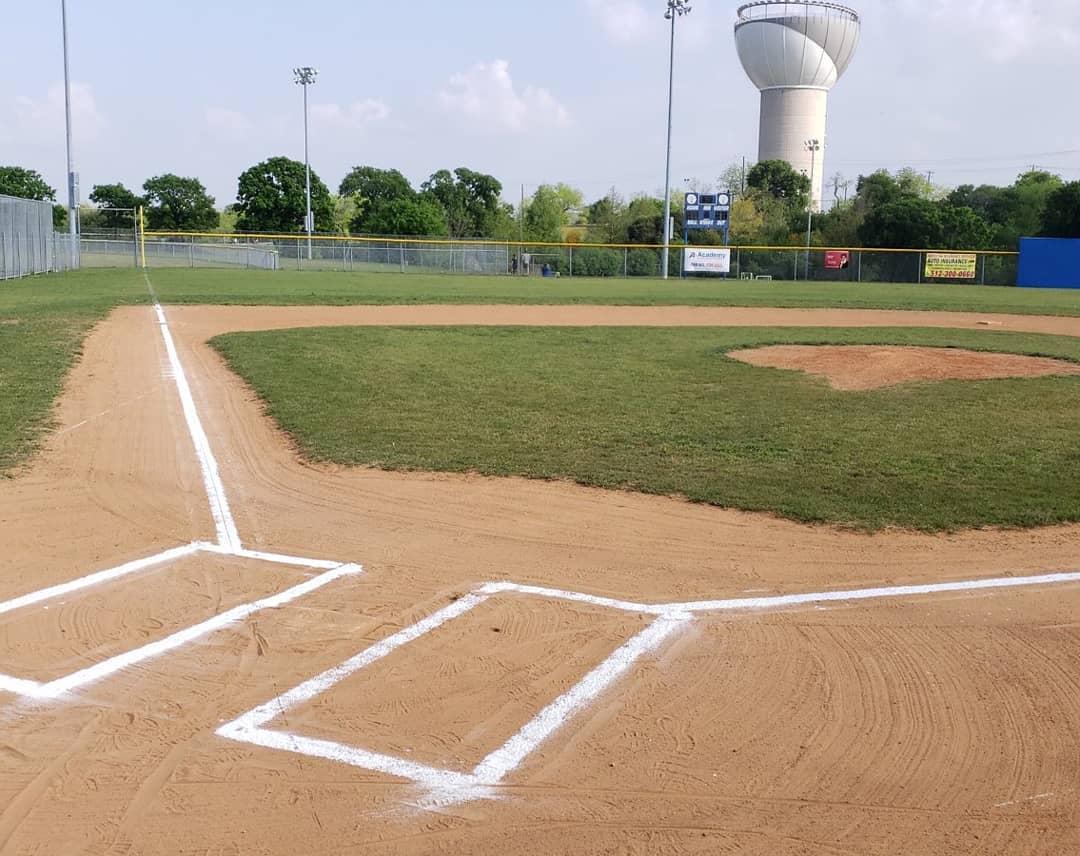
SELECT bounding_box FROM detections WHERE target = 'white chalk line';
[222,593,490,734]
[219,566,1080,804]
[0,543,207,617]
[0,562,363,700]
[486,573,1080,616]
[153,301,241,552]
[218,597,688,804]
[470,613,690,786]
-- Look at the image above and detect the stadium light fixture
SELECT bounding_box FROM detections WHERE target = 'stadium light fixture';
[804,137,821,280]
[661,0,691,280]
[60,0,79,268]
[293,67,318,260]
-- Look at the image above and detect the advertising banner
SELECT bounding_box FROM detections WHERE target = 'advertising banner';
[684,248,731,274]
[825,250,850,270]
[925,252,977,280]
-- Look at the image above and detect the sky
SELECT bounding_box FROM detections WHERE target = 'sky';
[2,0,1079,210]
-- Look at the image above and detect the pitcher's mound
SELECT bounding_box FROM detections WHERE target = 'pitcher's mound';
[729,345,1080,391]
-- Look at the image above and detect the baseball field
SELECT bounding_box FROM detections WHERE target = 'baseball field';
[2,268,1080,854]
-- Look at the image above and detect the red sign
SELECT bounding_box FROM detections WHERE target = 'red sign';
[825,250,851,270]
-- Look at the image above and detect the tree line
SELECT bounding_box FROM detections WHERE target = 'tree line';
[2,157,1079,249]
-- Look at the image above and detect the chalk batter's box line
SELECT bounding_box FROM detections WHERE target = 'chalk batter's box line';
[0,542,360,701]
[218,571,1080,805]
[218,589,691,805]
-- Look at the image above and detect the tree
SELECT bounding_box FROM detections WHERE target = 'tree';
[937,204,993,250]
[0,166,55,201]
[89,183,143,229]
[857,197,942,249]
[354,197,448,236]
[339,167,416,233]
[523,184,584,242]
[586,191,625,244]
[234,157,332,234]
[339,166,414,205]
[143,174,219,231]
[1041,182,1080,238]
[420,167,503,237]
[717,160,749,200]
[329,194,359,235]
[746,160,810,209]
[524,185,565,243]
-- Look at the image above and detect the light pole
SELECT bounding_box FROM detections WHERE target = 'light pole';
[804,137,820,281]
[661,0,691,281]
[293,66,318,261]
[60,0,79,268]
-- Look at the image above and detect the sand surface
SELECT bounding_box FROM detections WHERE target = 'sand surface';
[0,304,1078,854]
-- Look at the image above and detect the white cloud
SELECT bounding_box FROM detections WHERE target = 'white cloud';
[439,60,569,133]
[886,0,1078,61]
[12,82,107,142]
[311,99,391,128]
[206,107,252,139]
[585,0,650,43]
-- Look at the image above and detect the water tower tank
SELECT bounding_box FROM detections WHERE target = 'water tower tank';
[735,2,860,209]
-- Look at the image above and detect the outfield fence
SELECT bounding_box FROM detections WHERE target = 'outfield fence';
[0,195,78,280]
[85,238,279,270]
[129,230,1021,285]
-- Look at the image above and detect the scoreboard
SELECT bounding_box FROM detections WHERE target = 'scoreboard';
[684,191,731,232]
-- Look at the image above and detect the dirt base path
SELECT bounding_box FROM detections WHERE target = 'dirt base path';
[1,304,1078,855]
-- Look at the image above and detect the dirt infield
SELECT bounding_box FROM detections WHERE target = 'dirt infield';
[1,303,1079,854]
[729,344,1080,390]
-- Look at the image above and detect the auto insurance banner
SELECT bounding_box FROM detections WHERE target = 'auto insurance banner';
[925,252,977,280]
[684,248,731,274]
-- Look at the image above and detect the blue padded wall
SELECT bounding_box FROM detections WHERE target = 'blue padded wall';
[1018,238,1080,289]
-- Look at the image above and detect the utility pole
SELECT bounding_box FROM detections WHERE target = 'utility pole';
[293,67,318,261]
[804,138,820,281]
[61,0,79,268]
[661,0,692,280]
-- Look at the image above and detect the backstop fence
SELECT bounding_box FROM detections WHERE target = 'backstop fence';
[0,195,78,280]
[137,231,1020,286]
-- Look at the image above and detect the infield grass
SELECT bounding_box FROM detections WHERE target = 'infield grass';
[211,325,1080,531]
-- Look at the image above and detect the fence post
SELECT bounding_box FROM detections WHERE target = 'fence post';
[569,246,573,277]
[980,253,987,286]
[916,252,922,284]
[623,248,628,278]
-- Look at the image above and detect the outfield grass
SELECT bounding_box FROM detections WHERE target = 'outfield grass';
[211,325,1080,531]
[146,268,1080,316]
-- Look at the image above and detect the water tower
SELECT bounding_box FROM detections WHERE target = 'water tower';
[734,2,860,209]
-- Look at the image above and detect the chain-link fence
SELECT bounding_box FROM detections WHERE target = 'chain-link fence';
[138,230,1021,285]
[88,238,280,270]
[0,195,78,280]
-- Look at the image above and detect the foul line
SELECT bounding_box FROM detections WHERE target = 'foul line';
[153,298,241,552]
[484,573,1080,615]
